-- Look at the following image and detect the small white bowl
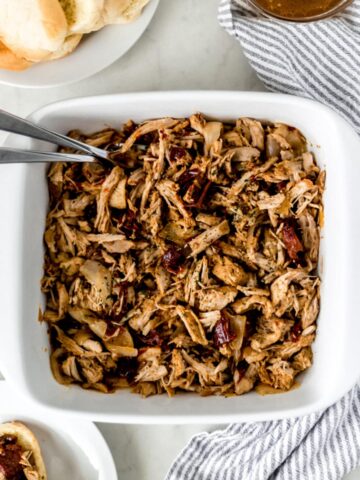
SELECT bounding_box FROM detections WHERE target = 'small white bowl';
[0,0,159,89]
[0,382,117,479]
[1,91,359,424]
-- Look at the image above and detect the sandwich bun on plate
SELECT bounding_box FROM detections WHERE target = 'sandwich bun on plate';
[59,0,105,34]
[46,34,83,60]
[0,42,32,71]
[102,0,153,24]
[0,421,47,480]
[0,0,156,80]
[0,0,68,62]
[0,33,82,70]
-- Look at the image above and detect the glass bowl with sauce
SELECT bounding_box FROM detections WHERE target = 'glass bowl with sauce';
[248,0,353,21]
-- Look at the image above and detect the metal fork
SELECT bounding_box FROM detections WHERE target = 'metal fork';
[0,110,132,164]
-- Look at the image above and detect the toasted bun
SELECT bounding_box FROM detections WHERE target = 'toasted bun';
[0,42,32,71]
[0,0,67,62]
[102,0,150,24]
[0,421,47,480]
[59,0,104,34]
[47,34,82,60]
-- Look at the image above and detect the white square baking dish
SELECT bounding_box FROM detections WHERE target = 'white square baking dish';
[1,91,360,424]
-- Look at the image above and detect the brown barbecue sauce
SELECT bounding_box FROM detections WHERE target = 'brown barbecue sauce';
[254,0,345,19]
[0,435,25,480]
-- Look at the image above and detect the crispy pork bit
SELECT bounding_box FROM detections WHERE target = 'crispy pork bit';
[282,218,304,262]
[43,113,323,397]
[162,246,185,274]
[213,312,236,347]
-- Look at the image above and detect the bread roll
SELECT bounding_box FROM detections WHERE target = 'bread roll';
[102,0,150,24]
[0,421,47,480]
[59,0,105,34]
[0,0,68,62]
[0,42,32,71]
[47,34,82,60]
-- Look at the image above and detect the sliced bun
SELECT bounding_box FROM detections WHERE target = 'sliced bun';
[59,0,104,34]
[0,42,32,71]
[102,0,150,24]
[0,421,47,480]
[102,0,132,24]
[0,0,68,62]
[47,34,82,60]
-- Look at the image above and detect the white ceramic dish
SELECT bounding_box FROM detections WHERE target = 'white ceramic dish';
[0,381,117,479]
[0,0,159,89]
[1,91,360,424]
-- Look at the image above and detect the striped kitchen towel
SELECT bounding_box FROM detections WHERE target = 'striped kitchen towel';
[166,384,360,480]
[166,3,360,480]
[218,0,360,134]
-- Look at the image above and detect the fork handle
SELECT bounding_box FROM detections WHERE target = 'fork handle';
[0,148,95,164]
[0,110,109,160]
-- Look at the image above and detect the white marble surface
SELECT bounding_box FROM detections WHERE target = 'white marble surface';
[97,423,219,479]
[0,0,359,479]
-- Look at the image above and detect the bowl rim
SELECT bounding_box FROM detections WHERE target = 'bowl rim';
[247,0,354,22]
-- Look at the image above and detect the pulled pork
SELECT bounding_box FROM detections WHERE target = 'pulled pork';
[0,434,42,480]
[42,115,324,397]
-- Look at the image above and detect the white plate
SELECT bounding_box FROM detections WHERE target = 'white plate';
[0,0,159,89]
[1,92,360,424]
[0,382,117,480]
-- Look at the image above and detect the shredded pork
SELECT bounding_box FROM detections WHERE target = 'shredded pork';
[42,114,324,397]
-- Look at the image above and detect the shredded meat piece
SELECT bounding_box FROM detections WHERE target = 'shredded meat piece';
[176,306,208,346]
[0,435,24,480]
[188,220,230,257]
[95,166,122,232]
[0,434,40,480]
[212,255,248,286]
[197,286,237,312]
[42,114,323,397]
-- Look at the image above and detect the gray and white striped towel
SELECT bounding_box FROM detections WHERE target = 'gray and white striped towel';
[166,2,360,479]
[219,0,360,133]
[166,385,360,480]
